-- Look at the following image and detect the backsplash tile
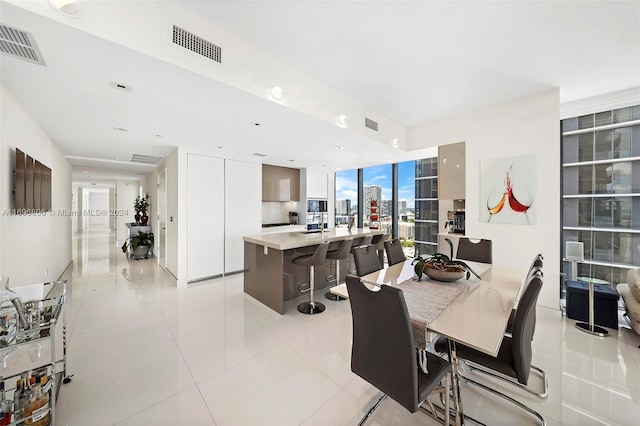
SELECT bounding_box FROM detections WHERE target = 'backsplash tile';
[262,201,299,224]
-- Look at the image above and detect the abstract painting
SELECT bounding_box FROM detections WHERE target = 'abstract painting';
[480,154,537,225]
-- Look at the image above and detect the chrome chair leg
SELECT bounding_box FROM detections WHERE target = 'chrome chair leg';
[463,360,548,398]
[358,393,387,426]
[460,375,546,426]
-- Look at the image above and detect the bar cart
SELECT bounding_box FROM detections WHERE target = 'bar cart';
[0,280,71,425]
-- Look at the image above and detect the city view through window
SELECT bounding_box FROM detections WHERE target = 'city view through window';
[335,158,437,259]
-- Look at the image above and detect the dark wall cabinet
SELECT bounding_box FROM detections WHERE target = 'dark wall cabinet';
[262,165,300,201]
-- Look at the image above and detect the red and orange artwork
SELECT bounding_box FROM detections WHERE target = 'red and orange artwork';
[481,156,536,225]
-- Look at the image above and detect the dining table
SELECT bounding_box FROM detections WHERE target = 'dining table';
[333,259,525,425]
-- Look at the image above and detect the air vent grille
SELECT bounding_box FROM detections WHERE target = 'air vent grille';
[365,118,378,132]
[172,25,221,63]
[131,154,162,164]
[0,24,46,66]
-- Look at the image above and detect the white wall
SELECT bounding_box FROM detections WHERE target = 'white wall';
[165,148,185,284]
[0,84,72,286]
[409,89,561,309]
[115,180,139,244]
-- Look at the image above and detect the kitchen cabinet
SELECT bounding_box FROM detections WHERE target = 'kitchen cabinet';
[262,165,300,201]
[438,141,465,200]
[304,169,328,199]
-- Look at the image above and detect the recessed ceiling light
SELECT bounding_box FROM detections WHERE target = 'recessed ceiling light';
[49,0,81,18]
[288,159,295,162]
[251,122,261,127]
[337,115,347,126]
[335,145,344,150]
[115,157,120,160]
[113,127,128,132]
[82,170,88,174]
[155,134,162,138]
[269,86,283,100]
[391,138,399,148]
[253,153,267,157]
[213,146,222,149]
[110,81,131,92]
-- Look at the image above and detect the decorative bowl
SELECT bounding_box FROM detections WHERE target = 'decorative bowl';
[424,268,465,282]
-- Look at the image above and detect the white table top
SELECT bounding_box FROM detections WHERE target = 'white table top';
[339,259,524,356]
[243,227,384,251]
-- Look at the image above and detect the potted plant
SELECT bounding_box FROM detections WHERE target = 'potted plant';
[134,196,150,225]
[121,231,154,259]
[412,238,480,282]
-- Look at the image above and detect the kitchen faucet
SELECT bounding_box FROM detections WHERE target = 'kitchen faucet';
[314,207,325,235]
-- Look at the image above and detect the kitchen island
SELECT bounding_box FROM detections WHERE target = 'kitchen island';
[243,228,384,313]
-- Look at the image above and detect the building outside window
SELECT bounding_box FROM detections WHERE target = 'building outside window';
[561,105,640,293]
[414,158,439,257]
[335,169,358,227]
[363,165,392,234]
[335,156,437,260]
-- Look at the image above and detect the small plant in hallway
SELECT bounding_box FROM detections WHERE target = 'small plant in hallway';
[134,196,150,225]
[122,231,154,259]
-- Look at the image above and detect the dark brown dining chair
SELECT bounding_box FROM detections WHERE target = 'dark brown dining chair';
[435,270,546,425]
[370,233,389,266]
[351,244,382,277]
[384,238,406,266]
[346,275,451,425]
[456,238,492,264]
[348,236,374,274]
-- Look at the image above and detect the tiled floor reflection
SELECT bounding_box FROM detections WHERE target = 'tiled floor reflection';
[55,228,640,425]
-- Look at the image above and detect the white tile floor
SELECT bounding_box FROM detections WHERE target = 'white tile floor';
[54,228,640,425]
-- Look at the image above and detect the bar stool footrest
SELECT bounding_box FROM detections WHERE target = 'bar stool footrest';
[297,283,311,293]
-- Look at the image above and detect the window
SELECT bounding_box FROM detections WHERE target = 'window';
[335,169,358,227]
[561,105,640,290]
[335,155,438,260]
[363,164,392,234]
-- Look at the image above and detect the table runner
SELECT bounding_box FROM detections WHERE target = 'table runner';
[396,263,491,372]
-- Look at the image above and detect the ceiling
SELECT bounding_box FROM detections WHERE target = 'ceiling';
[1,1,639,187]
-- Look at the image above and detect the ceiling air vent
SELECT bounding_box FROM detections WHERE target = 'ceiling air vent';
[365,117,378,132]
[0,24,46,66]
[131,154,162,165]
[172,25,221,63]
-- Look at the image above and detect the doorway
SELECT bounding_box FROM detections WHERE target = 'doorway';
[157,168,167,269]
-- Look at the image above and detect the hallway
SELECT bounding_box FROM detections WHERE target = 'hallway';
[53,228,640,425]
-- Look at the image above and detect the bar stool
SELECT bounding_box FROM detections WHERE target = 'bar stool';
[348,236,373,274]
[293,241,330,315]
[371,233,389,266]
[324,238,354,301]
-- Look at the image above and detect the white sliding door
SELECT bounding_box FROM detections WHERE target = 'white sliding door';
[224,159,261,273]
[187,153,224,281]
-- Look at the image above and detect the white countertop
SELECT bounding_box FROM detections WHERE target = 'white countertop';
[244,227,384,250]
